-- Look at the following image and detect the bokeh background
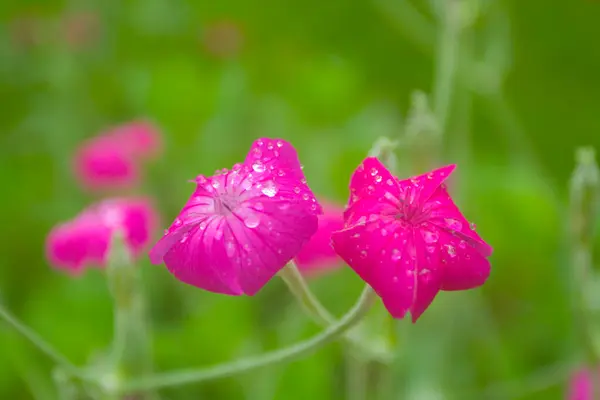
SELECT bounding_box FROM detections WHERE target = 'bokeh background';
[1,0,600,399]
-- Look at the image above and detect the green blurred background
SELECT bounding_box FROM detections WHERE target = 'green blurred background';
[1,0,600,399]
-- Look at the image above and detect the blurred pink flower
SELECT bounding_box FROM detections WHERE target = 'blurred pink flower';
[149,138,322,296]
[202,20,244,59]
[46,198,158,275]
[294,201,344,275]
[73,121,162,191]
[60,11,101,50]
[331,157,493,322]
[569,369,592,400]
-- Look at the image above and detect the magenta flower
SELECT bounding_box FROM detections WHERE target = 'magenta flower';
[46,198,158,275]
[331,157,493,322]
[73,121,162,191]
[568,368,598,400]
[149,138,322,296]
[294,201,344,276]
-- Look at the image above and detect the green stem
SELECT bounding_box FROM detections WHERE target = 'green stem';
[0,302,85,380]
[119,285,376,393]
[431,0,461,137]
[279,262,392,363]
[345,352,369,400]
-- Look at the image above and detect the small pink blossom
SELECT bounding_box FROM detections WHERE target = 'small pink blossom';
[46,198,158,275]
[73,121,162,190]
[568,368,599,400]
[149,138,322,296]
[331,157,492,322]
[294,201,344,276]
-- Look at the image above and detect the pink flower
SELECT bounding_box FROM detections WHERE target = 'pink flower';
[46,198,158,275]
[568,368,598,400]
[331,157,493,322]
[73,121,161,190]
[149,138,322,296]
[294,201,344,275]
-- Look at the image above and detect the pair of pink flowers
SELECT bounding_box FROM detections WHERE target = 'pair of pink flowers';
[47,122,161,273]
[147,138,492,321]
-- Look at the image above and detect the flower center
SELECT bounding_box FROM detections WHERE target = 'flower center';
[214,193,240,216]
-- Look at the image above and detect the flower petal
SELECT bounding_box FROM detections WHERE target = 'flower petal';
[427,185,493,257]
[160,218,244,295]
[397,164,456,205]
[410,224,445,321]
[332,218,415,319]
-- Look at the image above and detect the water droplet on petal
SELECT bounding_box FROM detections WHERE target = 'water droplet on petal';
[410,178,419,187]
[444,218,463,231]
[293,186,301,194]
[278,170,285,177]
[310,203,317,211]
[226,242,236,257]
[360,250,367,258]
[426,246,435,253]
[163,229,169,235]
[276,140,284,148]
[386,179,394,186]
[257,140,264,147]
[381,228,388,237]
[375,175,382,183]
[392,276,399,283]
[267,142,274,150]
[367,185,375,194]
[253,161,266,173]
[458,240,467,249]
[174,218,183,227]
[261,181,278,197]
[212,180,220,189]
[214,229,223,240]
[180,233,189,243]
[302,193,310,201]
[445,244,456,257]
[370,168,378,176]
[421,229,439,244]
[470,222,477,230]
[254,202,264,211]
[391,249,402,261]
[244,214,260,229]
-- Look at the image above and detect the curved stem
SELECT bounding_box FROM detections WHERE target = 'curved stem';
[0,302,85,380]
[279,262,392,363]
[119,284,376,393]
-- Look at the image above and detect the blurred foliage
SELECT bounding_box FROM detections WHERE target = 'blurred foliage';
[1,0,600,399]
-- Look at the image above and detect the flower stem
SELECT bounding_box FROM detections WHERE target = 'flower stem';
[0,302,85,380]
[569,147,600,397]
[279,262,392,363]
[119,284,376,393]
[431,0,461,137]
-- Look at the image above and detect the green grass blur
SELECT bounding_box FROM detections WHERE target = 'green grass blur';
[1,0,600,399]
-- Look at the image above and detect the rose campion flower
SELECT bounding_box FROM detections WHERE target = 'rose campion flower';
[46,198,158,275]
[568,368,598,400]
[294,201,344,276]
[149,138,322,296]
[73,121,161,190]
[331,157,493,322]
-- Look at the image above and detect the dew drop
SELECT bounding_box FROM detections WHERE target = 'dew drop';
[180,233,189,243]
[174,218,183,227]
[253,161,266,173]
[410,178,419,187]
[392,276,399,283]
[241,179,252,191]
[367,185,375,194]
[196,176,207,184]
[381,228,388,237]
[426,246,435,254]
[458,240,467,249]
[469,222,477,231]
[214,229,223,240]
[351,233,361,239]
[244,214,260,229]
[419,268,430,276]
[444,218,463,231]
[386,178,394,186]
[254,202,264,211]
[310,203,317,211]
[426,172,434,180]
[360,250,368,259]
[445,244,456,257]
[267,142,274,150]
[375,175,383,183]
[212,180,220,189]
[421,229,439,244]
[277,170,285,177]
[293,186,301,194]
[277,248,283,255]
[163,229,169,235]
[257,140,264,146]
[253,148,262,159]
[391,249,402,261]
[261,181,278,197]
[300,177,307,184]
[370,167,378,176]
[226,242,236,257]
[302,193,310,201]
[276,140,284,148]
[232,163,242,172]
